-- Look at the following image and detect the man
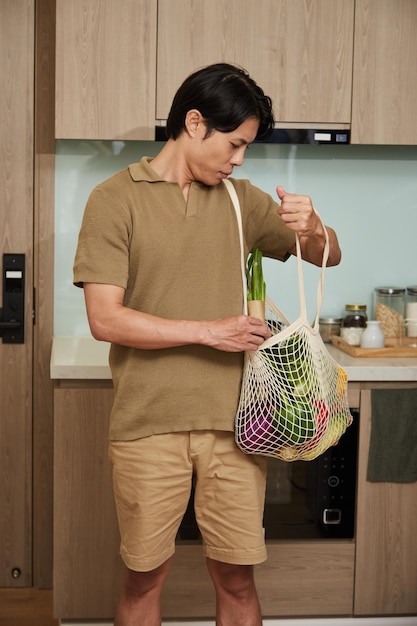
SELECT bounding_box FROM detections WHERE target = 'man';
[74,63,341,626]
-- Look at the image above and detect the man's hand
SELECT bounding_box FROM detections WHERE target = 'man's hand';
[276,185,323,238]
[276,185,342,267]
[204,315,271,352]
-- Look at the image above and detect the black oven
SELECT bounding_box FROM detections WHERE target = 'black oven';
[263,409,358,539]
[178,409,358,542]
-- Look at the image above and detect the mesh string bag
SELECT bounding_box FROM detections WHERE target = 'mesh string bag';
[224,178,352,461]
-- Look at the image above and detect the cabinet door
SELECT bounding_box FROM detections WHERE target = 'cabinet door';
[55,0,157,140]
[54,383,122,618]
[0,0,35,587]
[354,388,417,615]
[157,0,354,125]
[351,0,417,144]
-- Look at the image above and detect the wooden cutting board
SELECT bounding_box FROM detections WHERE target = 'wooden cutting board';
[331,335,417,358]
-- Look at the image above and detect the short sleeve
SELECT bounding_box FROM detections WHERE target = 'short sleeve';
[73,186,131,289]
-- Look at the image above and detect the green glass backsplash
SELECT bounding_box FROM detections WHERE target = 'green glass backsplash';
[55,141,417,336]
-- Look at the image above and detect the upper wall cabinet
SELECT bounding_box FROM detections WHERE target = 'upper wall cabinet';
[156,0,354,127]
[55,0,417,144]
[351,0,417,145]
[55,0,157,140]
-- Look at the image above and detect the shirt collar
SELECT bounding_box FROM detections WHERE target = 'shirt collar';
[128,157,162,183]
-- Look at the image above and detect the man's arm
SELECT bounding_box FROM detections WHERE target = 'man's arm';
[83,283,271,352]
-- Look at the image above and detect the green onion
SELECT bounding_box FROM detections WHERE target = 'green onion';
[246,248,266,302]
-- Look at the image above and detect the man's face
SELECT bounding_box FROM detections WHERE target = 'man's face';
[190,116,260,186]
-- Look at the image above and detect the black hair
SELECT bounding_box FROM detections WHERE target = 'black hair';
[166,63,275,141]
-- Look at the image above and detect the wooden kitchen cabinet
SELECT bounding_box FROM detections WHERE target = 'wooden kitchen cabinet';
[55,0,354,140]
[157,0,354,126]
[54,380,357,619]
[354,384,417,616]
[53,382,121,618]
[55,0,157,139]
[351,0,417,144]
[55,378,417,619]
[55,0,417,144]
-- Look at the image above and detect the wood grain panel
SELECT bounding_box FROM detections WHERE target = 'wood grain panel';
[351,0,417,144]
[53,385,122,618]
[354,387,417,615]
[257,542,354,616]
[55,0,157,139]
[164,541,355,617]
[33,0,56,588]
[157,0,354,124]
[0,588,57,626]
[0,0,35,587]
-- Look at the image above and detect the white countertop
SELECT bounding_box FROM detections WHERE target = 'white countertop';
[51,336,112,379]
[50,336,417,382]
[328,343,417,381]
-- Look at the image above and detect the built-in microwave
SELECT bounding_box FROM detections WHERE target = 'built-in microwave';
[178,409,358,542]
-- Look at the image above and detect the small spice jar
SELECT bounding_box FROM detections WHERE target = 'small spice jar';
[340,305,367,346]
[319,317,342,343]
[374,287,405,338]
[405,286,417,337]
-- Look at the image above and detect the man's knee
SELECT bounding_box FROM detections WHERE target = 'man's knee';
[122,558,172,598]
[206,559,256,597]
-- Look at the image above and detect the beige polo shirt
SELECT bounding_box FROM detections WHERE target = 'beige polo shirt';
[74,157,295,440]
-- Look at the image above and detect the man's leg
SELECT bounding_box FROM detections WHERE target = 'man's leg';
[206,558,262,626]
[110,435,193,625]
[114,558,172,626]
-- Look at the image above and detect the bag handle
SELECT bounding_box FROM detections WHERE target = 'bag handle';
[223,179,248,315]
[224,178,329,328]
[296,214,330,328]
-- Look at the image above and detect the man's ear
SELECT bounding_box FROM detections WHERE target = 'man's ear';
[185,109,205,137]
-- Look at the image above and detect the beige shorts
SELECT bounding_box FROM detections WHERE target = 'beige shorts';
[109,430,267,572]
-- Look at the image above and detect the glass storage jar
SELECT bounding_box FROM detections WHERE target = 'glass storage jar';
[340,305,367,346]
[405,286,417,337]
[319,317,342,343]
[374,287,405,338]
